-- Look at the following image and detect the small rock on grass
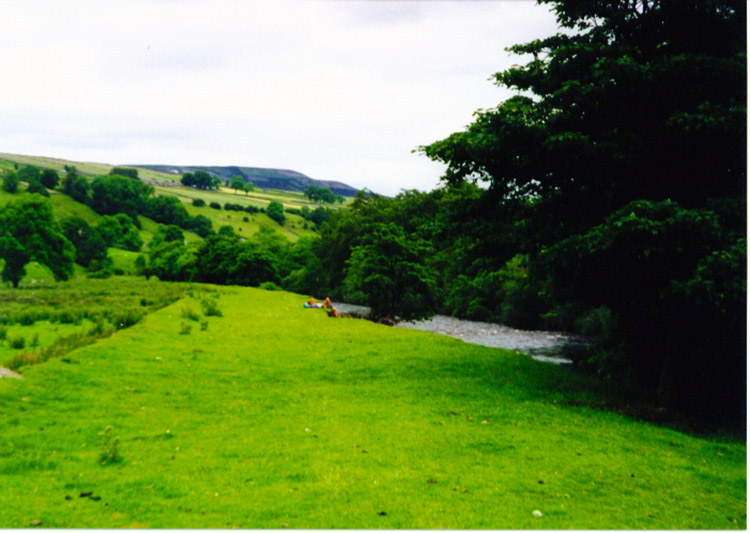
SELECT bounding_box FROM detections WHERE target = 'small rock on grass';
[533,510,543,518]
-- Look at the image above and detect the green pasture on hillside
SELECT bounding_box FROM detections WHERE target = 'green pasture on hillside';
[0,154,327,243]
[0,276,745,529]
[0,153,178,184]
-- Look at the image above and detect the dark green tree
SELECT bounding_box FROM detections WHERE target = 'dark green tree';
[97,214,143,251]
[544,200,745,424]
[420,0,746,238]
[109,167,139,179]
[0,196,74,287]
[416,0,746,423]
[304,184,337,204]
[144,195,190,227]
[40,168,60,189]
[266,201,286,225]
[61,217,109,268]
[2,172,19,193]
[17,165,41,184]
[187,214,213,238]
[147,240,196,281]
[150,224,185,248]
[230,175,245,195]
[181,172,196,187]
[344,222,437,321]
[90,174,153,218]
[26,178,49,197]
[194,170,212,190]
[61,173,90,203]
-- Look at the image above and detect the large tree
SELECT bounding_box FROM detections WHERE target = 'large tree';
[421,0,746,238]
[344,222,437,322]
[0,196,75,287]
[90,174,153,218]
[418,0,746,425]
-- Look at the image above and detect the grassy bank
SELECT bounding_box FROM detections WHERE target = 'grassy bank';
[0,279,745,528]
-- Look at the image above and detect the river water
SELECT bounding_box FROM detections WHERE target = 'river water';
[333,303,588,365]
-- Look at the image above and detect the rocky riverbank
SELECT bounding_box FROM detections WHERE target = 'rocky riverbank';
[333,303,587,364]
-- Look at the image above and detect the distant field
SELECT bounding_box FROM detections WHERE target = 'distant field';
[0,154,339,242]
[0,274,745,529]
[0,153,178,184]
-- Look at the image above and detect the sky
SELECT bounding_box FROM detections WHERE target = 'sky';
[0,0,561,196]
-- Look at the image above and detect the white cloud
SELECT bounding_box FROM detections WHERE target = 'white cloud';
[0,0,559,195]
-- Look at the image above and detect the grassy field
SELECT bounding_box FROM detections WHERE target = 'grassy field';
[0,274,745,529]
[0,153,340,242]
[0,153,179,184]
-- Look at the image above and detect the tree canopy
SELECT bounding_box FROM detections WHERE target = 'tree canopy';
[413,0,746,427]
[0,196,75,287]
[420,0,746,236]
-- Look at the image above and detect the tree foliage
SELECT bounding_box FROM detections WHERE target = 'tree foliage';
[0,196,74,287]
[90,174,153,218]
[2,172,19,194]
[304,184,340,204]
[344,222,436,321]
[109,167,139,179]
[414,0,746,427]
[420,0,746,236]
[97,214,143,251]
[61,217,109,268]
[230,175,245,194]
[40,168,60,190]
[266,201,286,225]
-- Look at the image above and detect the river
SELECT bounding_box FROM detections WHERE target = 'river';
[333,303,588,365]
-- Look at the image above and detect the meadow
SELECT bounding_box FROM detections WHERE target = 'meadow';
[0,152,345,243]
[0,274,745,529]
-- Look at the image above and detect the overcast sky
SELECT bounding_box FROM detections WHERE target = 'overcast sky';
[1,0,560,196]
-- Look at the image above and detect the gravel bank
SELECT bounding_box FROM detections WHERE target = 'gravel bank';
[333,302,586,364]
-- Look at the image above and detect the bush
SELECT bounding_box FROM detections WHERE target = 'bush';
[108,308,146,330]
[259,281,282,291]
[9,335,25,350]
[200,298,223,317]
[18,313,37,326]
[27,179,50,197]
[181,306,201,321]
[2,172,19,193]
[209,202,222,210]
[192,198,205,207]
[99,426,122,466]
[266,201,286,225]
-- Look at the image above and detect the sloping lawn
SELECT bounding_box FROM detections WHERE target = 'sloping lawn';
[0,284,745,528]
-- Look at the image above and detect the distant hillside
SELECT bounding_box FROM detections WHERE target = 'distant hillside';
[134,164,359,197]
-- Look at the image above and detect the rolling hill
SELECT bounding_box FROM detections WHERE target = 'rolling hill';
[134,164,359,197]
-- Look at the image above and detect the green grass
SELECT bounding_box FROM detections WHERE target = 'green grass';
[0,153,326,243]
[0,277,744,529]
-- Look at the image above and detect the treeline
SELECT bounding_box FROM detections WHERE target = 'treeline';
[405,0,744,429]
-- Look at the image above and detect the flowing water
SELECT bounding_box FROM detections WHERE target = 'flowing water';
[333,303,588,365]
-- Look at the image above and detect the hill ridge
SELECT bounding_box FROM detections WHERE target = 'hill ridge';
[133,164,359,197]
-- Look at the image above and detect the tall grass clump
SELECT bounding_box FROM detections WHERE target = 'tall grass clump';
[98,426,122,466]
[181,306,200,322]
[200,297,222,317]
[8,335,25,350]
